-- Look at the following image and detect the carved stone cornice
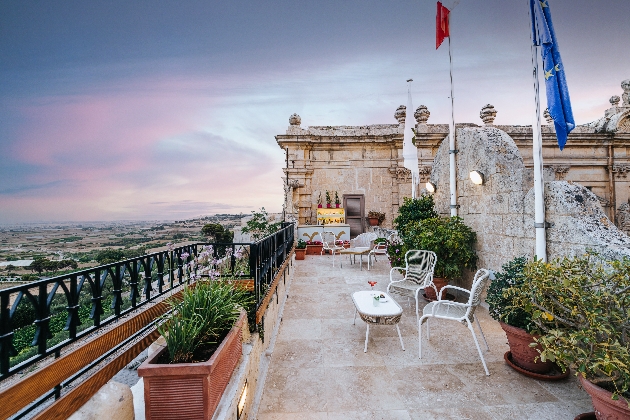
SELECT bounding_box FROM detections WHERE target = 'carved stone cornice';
[548,165,570,180]
[612,164,630,178]
[389,167,411,181]
[418,166,431,182]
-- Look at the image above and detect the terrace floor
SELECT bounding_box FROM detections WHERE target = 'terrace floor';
[255,254,594,420]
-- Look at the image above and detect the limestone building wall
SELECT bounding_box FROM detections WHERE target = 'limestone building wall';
[277,79,630,237]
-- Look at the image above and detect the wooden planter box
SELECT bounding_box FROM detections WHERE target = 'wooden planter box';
[306,244,323,255]
[138,311,246,420]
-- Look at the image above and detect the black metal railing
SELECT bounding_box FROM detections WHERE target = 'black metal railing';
[250,222,295,311]
[0,222,294,383]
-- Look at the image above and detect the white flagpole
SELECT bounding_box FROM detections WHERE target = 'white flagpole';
[403,79,419,198]
[447,29,457,217]
[529,5,547,261]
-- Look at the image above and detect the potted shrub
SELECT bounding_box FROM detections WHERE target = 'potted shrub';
[138,280,253,420]
[295,239,307,260]
[367,211,385,226]
[317,192,323,208]
[306,240,323,255]
[335,191,341,208]
[518,254,630,418]
[325,190,332,208]
[393,195,438,237]
[486,256,554,375]
[402,216,477,300]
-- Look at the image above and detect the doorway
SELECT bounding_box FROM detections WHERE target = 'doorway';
[343,194,365,238]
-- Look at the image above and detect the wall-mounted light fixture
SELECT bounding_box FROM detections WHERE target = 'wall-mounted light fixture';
[470,170,485,185]
[237,380,248,419]
[425,181,436,193]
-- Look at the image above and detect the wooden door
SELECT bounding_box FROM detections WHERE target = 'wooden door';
[343,194,365,238]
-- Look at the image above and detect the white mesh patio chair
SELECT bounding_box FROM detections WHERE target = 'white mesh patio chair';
[418,268,492,376]
[368,239,388,267]
[320,231,345,266]
[348,232,377,270]
[387,250,437,323]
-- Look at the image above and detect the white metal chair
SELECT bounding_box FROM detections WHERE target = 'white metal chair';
[368,240,388,266]
[320,231,345,266]
[348,232,377,270]
[418,268,492,376]
[387,250,437,323]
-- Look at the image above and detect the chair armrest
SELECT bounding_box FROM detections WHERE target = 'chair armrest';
[438,285,470,299]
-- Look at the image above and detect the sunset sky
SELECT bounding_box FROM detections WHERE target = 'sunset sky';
[1,0,628,224]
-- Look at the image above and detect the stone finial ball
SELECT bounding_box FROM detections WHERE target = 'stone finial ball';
[622,79,630,107]
[289,113,301,126]
[543,108,553,124]
[622,79,630,91]
[610,96,621,106]
[394,105,406,124]
[480,104,497,125]
[414,105,430,124]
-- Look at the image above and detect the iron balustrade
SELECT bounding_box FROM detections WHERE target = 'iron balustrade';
[0,223,294,384]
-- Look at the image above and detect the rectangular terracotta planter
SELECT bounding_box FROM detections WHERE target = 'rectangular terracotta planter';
[295,248,306,260]
[138,311,246,420]
[306,245,323,255]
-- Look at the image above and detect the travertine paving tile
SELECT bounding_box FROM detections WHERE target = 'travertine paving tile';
[256,257,594,419]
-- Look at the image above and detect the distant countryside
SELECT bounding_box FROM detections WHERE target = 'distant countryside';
[0,214,245,286]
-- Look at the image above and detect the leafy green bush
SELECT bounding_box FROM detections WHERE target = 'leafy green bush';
[402,217,477,279]
[393,195,438,237]
[517,254,630,400]
[486,256,533,331]
[296,239,307,249]
[158,280,253,363]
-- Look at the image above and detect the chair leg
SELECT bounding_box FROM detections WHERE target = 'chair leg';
[467,320,490,376]
[418,318,423,358]
[474,315,490,351]
[426,318,430,340]
[396,324,405,351]
[364,324,370,353]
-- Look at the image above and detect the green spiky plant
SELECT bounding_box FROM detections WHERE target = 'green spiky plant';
[158,280,253,364]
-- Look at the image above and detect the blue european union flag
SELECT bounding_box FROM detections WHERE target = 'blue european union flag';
[530,0,575,150]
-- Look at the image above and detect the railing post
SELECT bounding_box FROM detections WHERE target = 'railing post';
[111,266,123,317]
[66,274,79,339]
[129,261,139,308]
[32,283,51,355]
[90,269,102,327]
[143,257,153,301]
[0,292,13,376]
[157,253,165,294]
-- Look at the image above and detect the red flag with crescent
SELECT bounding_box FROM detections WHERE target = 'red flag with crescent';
[436,2,450,49]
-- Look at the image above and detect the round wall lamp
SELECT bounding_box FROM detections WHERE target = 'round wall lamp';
[425,181,436,193]
[470,170,485,185]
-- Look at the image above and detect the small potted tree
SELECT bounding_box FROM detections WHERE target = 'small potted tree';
[402,216,477,300]
[317,193,323,208]
[486,257,555,375]
[518,254,630,419]
[325,190,332,208]
[138,280,253,420]
[335,191,341,208]
[295,239,307,260]
[367,211,385,226]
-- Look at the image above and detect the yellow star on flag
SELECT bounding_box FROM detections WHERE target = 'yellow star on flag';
[555,64,561,72]
[544,69,554,80]
[540,0,548,7]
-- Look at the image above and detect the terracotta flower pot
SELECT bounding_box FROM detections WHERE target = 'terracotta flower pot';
[138,311,245,420]
[424,277,448,301]
[336,204,340,208]
[368,217,379,226]
[306,244,323,255]
[579,375,630,420]
[500,321,553,374]
[295,248,306,260]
